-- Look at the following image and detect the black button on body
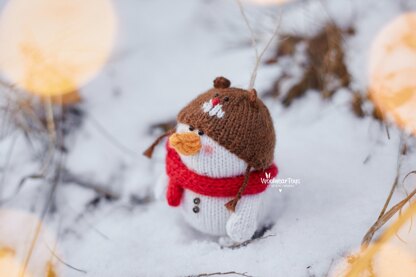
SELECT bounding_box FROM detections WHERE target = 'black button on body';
[192,206,200,213]
[193,197,201,205]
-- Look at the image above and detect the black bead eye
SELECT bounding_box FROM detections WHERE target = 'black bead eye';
[214,93,219,97]
[224,96,229,101]
[198,130,204,136]
[189,126,194,131]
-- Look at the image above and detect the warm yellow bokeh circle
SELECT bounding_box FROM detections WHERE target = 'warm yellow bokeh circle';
[0,248,34,277]
[0,209,58,277]
[0,0,117,97]
[369,13,416,134]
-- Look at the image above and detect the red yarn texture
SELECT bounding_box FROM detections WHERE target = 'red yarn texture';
[166,144,278,207]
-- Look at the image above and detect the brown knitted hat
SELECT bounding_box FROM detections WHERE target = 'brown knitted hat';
[177,77,275,170]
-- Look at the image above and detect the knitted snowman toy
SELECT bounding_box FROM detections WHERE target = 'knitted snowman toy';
[144,77,277,243]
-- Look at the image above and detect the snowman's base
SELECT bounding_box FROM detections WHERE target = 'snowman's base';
[180,189,265,242]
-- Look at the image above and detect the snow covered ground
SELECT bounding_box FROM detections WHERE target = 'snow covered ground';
[1,0,416,276]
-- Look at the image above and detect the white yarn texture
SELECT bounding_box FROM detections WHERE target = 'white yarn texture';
[159,123,266,242]
[181,190,263,242]
[176,123,247,178]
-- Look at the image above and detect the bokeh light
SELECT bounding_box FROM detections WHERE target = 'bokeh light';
[0,209,58,277]
[337,203,416,277]
[369,13,416,134]
[374,243,416,277]
[0,0,117,97]
[0,247,34,277]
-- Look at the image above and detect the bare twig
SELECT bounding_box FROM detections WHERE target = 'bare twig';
[377,163,401,221]
[348,203,416,277]
[0,173,45,205]
[403,170,416,233]
[249,19,281,90]
[186,271,253,277]
[45,96,57,143]
[235,0,282,89]
[20,97,68,276]
[235,0,259,60]
[360,136,408,248]
[61,168,120,200]
[385,124,390,140]
[324,258,335,277]
[223,234,276,250]
[21,152,65,276]
[403,171,416,182]
[361,186,416,249]
[87,112,139,158]
[45,241,87,274]
[0,133,18,197]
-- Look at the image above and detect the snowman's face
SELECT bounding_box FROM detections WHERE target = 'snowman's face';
[170,123,247,178]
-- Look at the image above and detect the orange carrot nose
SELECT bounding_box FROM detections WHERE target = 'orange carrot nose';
[169,132,201,156]
[211,97,220,106]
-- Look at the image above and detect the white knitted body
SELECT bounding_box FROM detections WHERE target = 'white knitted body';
[163,123,266,242]
[180,190,263,241]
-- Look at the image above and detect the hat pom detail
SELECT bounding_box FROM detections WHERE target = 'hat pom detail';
[213,77,231,89]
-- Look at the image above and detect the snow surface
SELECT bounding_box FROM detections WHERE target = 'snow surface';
[1,0,416,276]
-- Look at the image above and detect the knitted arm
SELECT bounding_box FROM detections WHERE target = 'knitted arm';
[226,194,263,243]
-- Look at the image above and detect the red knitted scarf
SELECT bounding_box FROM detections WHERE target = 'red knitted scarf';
[166,144,278,207]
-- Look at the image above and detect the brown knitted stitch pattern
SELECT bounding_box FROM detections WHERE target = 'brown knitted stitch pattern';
[177,77,276,170]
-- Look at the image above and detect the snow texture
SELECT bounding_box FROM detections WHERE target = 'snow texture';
[0,0,416,276]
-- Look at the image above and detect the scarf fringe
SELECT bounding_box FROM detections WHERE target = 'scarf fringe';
[225,165,251,212]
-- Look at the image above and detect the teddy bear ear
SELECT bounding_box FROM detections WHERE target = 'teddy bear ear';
[213,77,231,89]
[248,89,257,102]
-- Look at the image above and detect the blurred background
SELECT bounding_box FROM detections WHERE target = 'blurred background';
[0,0,415,276]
